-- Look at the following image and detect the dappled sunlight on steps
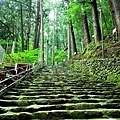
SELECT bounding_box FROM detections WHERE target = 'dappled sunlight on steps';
[0,65,120,120]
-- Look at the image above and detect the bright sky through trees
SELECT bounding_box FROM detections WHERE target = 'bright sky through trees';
[0,0,3,4]
[50,0,62,4]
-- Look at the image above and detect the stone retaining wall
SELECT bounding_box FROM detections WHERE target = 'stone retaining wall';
[68,58,120,71]
[67,58,120,86]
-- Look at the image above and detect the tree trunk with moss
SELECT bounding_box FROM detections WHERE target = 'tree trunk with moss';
[40,0,44,65]
[91,0,101,44]
[70,23,77,55]
[108,0,120,38]
[33,0,40,49]
[82,12,91,46]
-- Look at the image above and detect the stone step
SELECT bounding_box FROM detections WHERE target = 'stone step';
[0,94,96,100]
[7,90,120,96]
[0,109,120,119]
[31,80,115,85]
[20,91,73,95]
[11,87,117,93]
[0,103,120,114]
[73,91,120,95]
[31,109,120,119]
[6,91,20,96]
[0,99,119,106]
[2,94,76,100]
[3,92,120,100]
[81,86,117,89]
[62,118,120,120]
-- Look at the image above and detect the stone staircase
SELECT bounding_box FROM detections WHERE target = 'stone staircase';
[0,66,120,120]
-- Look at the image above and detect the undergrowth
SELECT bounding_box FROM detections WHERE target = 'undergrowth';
[3,49,42,66]
[72,39,120,60]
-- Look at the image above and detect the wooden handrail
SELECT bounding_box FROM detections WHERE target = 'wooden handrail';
[0,63,34,97]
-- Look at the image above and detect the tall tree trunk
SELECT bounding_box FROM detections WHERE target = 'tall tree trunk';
[70,23,77,55]
[66,0,77,56]
[46,20,50,66]
[33,0,40,49]
[52,26,55,66]
[82,12,91,46]
[36,24,41,48]
[11,41,15,54]
[51,8,57,66]
[91,0,101,44]
[46,40,49,65]
[40,0,44,65]
[26,0,32,50]
[12,21,16,53]
[68,26,72,60]
[66,0,72,60]
[99,4,105,59]
[20,3,24,51]
[108,0,120,38]
[56,29,59,49]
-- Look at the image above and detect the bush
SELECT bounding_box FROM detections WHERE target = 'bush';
[3,49,42,65]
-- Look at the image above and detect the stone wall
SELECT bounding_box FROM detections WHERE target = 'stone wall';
[67,58,120,86]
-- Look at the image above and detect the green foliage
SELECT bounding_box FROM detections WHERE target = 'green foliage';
[81,41,101,59]
[107,72,120,87]
[67,2,81,29]
[0,39,8,45]
[54,50,67,64]
[0,39,12,50]
[4,49,41,65]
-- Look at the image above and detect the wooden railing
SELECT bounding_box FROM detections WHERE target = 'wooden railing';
[0,63,34,96]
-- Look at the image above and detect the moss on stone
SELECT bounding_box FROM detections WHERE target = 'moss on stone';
[0,114,18,120]
[0,107,7,114]
[104,110,120,118]
[85,111,103,118]
[17,100,29,106]
[32,112,48,119]
[10,107,26,112]
[75,103,100,109]
[19,112,32,120]
[71,111,85,119]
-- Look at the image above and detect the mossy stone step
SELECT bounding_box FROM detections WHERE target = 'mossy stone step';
[2,95,41,100]
[70,88,115,91]
[0,98,120,108]
[0,104,56,113]
[3,94,76,100]
[9,88,66,93]
[75,91,116,95]
[20,91,73,95]
[78,94,120,99]
[6,91,20,96]
[13,86,30,89]
[9,88,34,92]
[26,89,65,92]
[0,98,114,106]
[0,112,31,120]
[62,118,120,120]
[0,103,108,113]
[1,109,120,119]
[28,86,62,89]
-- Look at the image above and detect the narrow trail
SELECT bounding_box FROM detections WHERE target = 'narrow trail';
[0,66,120,120]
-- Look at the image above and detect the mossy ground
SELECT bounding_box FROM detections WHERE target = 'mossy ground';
[72,39,120,60]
